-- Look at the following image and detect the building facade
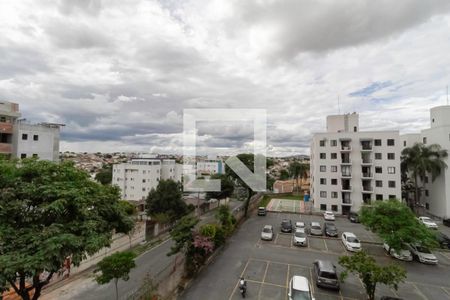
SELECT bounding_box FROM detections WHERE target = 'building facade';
[196,159,225,175]
[310,113,402,214]
[0,101,62,161]
[400,105,450,219]
[112,157,183,202]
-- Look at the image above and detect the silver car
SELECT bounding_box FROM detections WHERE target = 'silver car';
[310,222,323,236]
[261,225,274,241]
[293,228,307,247]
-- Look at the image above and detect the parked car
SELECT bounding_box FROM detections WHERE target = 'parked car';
[257,207,267,216]
[380,297,403,300]
[348,211,360,223]
[293,228,308,247]
[310,222,323,236]
[383,243,413,261]
[323,211,335,221]
[281,219,293,233]
[312,260,340,290]
[406,243,438,264]
[324,222,338,237]
[288,276,315,300]
[295,221,306,229]
[435,232,450,249]
[261,225,274,241]
[443,218,450,227]
[341,232,361,252]
[417,216,438,229]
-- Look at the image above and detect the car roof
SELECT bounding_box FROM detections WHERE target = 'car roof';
[311,221,320,226]
[292,276,309,291]
[295,228,305,233]
[343,232,356,237]
[325,222,336,227]
[324,211,333,214]
[315,260,335,272]
[263,225,273,229]
[296,221,305,224]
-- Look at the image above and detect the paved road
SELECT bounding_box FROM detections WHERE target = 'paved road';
[180,212,450,300]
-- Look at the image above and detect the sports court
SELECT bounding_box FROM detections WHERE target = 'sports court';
[266,198,311,213]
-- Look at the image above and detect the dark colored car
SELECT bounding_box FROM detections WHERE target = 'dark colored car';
[348,212,360,223]
[281,219,293,233]
[324,222,338,237]
[257,207,267,216]
[444,218,450,227]
[436,232,450,249]
[313,260,340,290]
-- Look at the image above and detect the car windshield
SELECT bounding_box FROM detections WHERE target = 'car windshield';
[311,225,320,229]
[320,271,337,279]
[263,228,272,233]
[282,221,291,226]
[291,289,311,300]
[295,231,306,238]
[347,237,359,243]
[416,246,431,253]
[326,225,336,230]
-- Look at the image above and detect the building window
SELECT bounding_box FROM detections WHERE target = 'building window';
[425,190,429,197]
[33,135,39,141]
[22,134,28,140]
[320,153,326,159]
[320,204,327,210]
[374,153,382,160]
[388,181,396,188]
[20,153,26,159]
[331,192,338,198]
[320,140,326,147]
[330,140,337,147]
[331,179,337,185]
[389,195,396,199]
[331,153,337,159]
[375,180,382,187]
[387,153,395,160]
[32,154,38,158]
[423,137,427,144]
[142,188,146,191]
[330,166,337,172]
[387,139,395,146]
[376,194,383,201]
[142,179,146,183]
[320,178,326,185]
[0,117,5,122]
[320,165,326,172]
[320,191,327,198]
[424,176,429,183]
[331,205,338,211]
[143,170,146,174]
[354,126,357,132]
[387,167,395,174]
[374,139,381,146]
[425,203,430,210]
[403,141,406,147]
[375,167,382,174]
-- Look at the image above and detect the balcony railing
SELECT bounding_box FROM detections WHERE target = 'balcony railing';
[342,198,352,205]
[341,159,352,164]
[361,143,373,151]
[362,186,374,192]
[361,158,373,164]
[341,185,352,191]
[341,145,352,151]
[341,172,352,178]
[362,172,373,178]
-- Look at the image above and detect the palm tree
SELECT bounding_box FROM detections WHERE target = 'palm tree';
[289,161,309,194]
[401,143,448,212]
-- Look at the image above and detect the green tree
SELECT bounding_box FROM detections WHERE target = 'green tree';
[95,251,136,300]
[146,179,188,223]
[360,199,438,251]
[279,169,290,180]
[339,251,406,300]
[205,174,235,205]
[288,161,309,193]
[226,153,267,217]
[215,205,236,235]
[118,200,137,216]
[168,215,199,256]
[0,159,134,300]
[95,164,112,185]
[401,143,447,211]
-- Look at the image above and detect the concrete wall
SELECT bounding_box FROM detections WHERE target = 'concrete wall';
[13,123,60,161]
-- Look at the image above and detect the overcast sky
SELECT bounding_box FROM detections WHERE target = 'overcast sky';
[1,0,450,156]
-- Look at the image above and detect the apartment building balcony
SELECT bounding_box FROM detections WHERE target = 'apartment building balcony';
[341,185,352,192]
[0,122,13,134]
[340,158,352,165]
[340,145,352,152]
[361,158,373,165]
[342,197,352,205]
[362,185,374,193]
[361,172,373,179]
[341,172,352,178]
[362,194,372,205]
[360,141,373,151]
[0,142,12,154]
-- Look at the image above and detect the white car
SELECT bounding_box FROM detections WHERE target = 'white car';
[418,216,438,229]
[383,243,413,261]
[323,211,335,221]
[295,221,306,229]
[293,228,307,247]
[406,243,438,265]
[261,225,274,241]
[341,232,361,252]
[288,276,315,300]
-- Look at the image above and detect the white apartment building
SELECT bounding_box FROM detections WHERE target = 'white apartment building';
[0,101,62,161]
[310,113,402,214]
[196,158,225,175]
[401,105,450,219]
[112,158,183,203]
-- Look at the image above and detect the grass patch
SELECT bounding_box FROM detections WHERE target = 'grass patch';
[275,194,304,200]
[259,195,272,207]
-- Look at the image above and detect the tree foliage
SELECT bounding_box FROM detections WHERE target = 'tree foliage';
[146,179,187,223]
[168,215,199,256]
[339,251,406,300]
[401,143,448,209]
[360,199,438,251]
[0,159,134,300]
[288,161,309,193]
[95,164,113,185]
[205,174,234,201]
[95,251,136,300]
[215,205,236,235]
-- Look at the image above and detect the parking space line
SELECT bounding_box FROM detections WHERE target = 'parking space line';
[406,280,450,289]
[309,267,315,295]
[246,279,286,288]
[257,261,269,300]
[250,257,309,269]
[286,264,290,299]
[274,233,279,244]
[411,282,430,300]
[323,239,328,252]
[228,260,251,300]
[442,287,450,298]
[390,287,399,298]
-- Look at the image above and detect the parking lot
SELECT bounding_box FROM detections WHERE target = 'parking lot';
[181,211,450,300]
